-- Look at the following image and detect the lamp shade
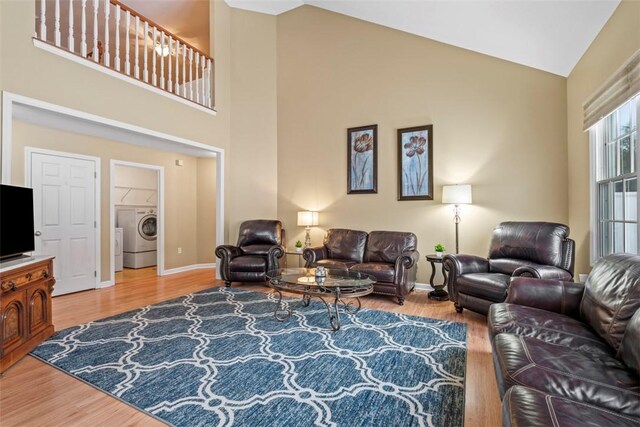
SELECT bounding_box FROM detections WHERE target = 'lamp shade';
[297,211,319,226]
[442,184,472,204]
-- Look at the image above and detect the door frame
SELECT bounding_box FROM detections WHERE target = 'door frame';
[110,160,165,283]
[24,147,101,290]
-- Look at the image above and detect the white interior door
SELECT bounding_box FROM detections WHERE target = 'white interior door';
[30,151,97,296]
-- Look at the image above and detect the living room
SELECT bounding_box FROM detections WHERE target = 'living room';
[0,0,638,426]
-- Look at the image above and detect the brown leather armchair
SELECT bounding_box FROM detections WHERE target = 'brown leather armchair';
[215,220,284,287]
[304,229,419,305]
[443,221,575,315]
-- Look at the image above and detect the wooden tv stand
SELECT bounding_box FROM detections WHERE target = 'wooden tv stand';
[0,256,55,373]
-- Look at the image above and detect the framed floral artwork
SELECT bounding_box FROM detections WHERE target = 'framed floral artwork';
[397,125,433,200]
[347,124,378,194]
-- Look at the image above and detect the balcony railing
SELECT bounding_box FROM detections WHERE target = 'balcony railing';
[35,0,214,111]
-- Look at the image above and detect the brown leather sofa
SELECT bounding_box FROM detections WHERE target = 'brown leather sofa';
[215,220,285,287]
[443,221,575,315]
[303,229,419,305]
[488,253,640,427]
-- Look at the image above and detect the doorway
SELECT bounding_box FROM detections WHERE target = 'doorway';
[111,160,164,284]
[25,148,100,296]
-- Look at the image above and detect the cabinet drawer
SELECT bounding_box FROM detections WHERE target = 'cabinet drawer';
[1,264,51,294]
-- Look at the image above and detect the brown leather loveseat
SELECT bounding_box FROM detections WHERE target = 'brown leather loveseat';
[303,229,419,305]
[488,253,640,426]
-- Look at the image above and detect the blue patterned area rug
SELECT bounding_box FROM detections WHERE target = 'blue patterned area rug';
[32,287,467,426]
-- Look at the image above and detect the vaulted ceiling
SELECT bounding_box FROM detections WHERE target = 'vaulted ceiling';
[225,0,621,77]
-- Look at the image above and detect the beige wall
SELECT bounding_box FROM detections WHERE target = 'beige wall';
[228,9,278,237]
[276,6,568,283]
[197,157,217,263]
[567,0,640,275]
[11,121,217,280]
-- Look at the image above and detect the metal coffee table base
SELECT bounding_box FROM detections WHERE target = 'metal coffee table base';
[270,285,367,331]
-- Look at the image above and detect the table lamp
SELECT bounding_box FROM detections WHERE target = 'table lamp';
[297,211,319,248]
[442,184,472,254]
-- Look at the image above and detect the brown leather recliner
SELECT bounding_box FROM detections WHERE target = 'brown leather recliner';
[215,220,284,287]
[488,253,640,426]
[303,229,419,305]
[443,221,575,315]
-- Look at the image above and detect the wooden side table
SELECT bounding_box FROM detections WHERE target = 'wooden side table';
[284,251,304,268]
[425,254,449,301]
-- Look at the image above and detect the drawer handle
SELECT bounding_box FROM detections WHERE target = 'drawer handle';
[1,281,17,292]
[42,270,49,279]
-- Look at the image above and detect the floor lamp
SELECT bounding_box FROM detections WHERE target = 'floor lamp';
[442,185,473,254]
[297,211,319,248]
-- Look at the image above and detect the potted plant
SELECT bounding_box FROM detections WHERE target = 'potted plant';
[295,240,303,253]
[434,243,446,257]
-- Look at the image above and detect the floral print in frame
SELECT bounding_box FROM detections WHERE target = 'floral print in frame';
[398,125,433,200]
[347,124,378,194]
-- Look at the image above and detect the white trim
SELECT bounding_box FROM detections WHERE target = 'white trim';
[414,282,434,292]
[2,90,225,283]
[163,263,216,276]
[33,38,216,116]
[98,279,115,288]
[24,147,102,290]
[589,123,600,266]
[110,160,165,284]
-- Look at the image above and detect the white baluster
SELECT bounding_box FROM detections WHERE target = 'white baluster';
[68,0,74,51]
[114,5,120,71]
[207,59,212,108]
[135,16,140,79]
[39,0,47,41]
[200,55,206,106]
[152,26,157,86]
[174,40,180,94]
[195,52,200,104]
[125,11,131,75]
[160,32,165,89]
[182,45,187,97]
[167,37,172,91]
[103,0,110,66]
[143,21,149,82]
[54,0,61,46]
[92,0,98,62]
[81,0,87,56]
[189,48,194,100]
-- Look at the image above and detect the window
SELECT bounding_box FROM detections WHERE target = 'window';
[591,95,639,262]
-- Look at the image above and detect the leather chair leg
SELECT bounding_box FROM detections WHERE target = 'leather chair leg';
[397,296,405,305]
[454,303,463,313]
[225,281,232,288]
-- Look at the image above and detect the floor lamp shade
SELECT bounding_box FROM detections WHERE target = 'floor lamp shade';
[442,184,472,205]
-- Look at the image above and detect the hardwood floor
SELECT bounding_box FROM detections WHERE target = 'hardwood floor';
[115,266,158,284]
[0,270,501,426]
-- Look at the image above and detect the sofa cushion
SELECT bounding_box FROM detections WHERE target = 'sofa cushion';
[457,273,510,302]
[315,259,356,270]
[229,255,266,272]
[488,222,569,268]
[488,303,613,357]
[240,244,276,255]
[618,309,640,374]
[351,263,395,283]
[493,333,640,417]
[489,258,539,276]
[364,231,416,264]
[324,229,368,263]
[502,385,640,427]
[580,253,640,353]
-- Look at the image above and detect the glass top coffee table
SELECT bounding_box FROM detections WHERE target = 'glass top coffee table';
[266,268,376,331]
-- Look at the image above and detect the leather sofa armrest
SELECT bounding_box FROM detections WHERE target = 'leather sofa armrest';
[267,245,285,272]
[443,254,490,276]
[395,250,420,270]
[215,245,242,260]
[506,277,584,318]
[302,246,328,267]
[513,264,573,281]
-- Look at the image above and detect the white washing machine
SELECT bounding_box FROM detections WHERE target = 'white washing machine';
[117,207,157,269]
[114,227,124,272]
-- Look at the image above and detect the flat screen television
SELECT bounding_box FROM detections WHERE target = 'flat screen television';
[0,184,35,260]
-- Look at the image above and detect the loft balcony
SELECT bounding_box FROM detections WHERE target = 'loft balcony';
[34,0,215,113]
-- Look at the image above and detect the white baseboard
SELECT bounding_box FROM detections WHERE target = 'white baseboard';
[162,263,216,276]
[98,279,114,289]
[414,282,434,292]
